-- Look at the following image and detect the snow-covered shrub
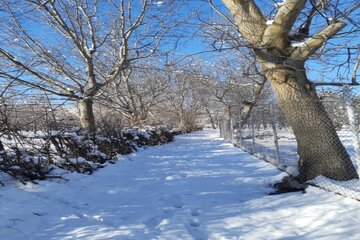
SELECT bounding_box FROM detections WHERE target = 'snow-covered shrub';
[0,127,179,184]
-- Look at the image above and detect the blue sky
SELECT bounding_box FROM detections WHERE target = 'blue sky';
[0,0,358,96]
[175,0,359,85]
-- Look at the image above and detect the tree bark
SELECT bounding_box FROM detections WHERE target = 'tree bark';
[220,0,358,182]
[261,60,358,182]
[78,98,96,133]
[223,105,232,141]
[239,79,265,128]
[205,107,216,129]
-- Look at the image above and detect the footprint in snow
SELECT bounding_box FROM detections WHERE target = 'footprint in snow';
[186,208,207,239]
[190,209,201,217]
[145,217,170,230]
[189,218,201,227]
[144,217,161,228]
[160,194,184,209]
[185,220,207,240]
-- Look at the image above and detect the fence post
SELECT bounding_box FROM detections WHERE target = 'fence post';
[343,86,360,170]
[250,111,256,154]
[270,103,280,163]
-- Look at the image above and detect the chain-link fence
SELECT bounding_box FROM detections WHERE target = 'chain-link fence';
[219,86,360,200]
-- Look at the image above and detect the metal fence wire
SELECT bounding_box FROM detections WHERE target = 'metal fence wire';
[219,86,360,200]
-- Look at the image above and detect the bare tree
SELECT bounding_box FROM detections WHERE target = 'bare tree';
[197,56,271,128]
[218,0,360,181]
[0,0,173,132]
[193,9,272,129]
[99,61,171,126]
[155,63,205,132]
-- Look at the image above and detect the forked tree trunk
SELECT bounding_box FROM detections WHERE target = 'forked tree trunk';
[78,98,96,133]
[220,0,358,182]
[262,61,358,182]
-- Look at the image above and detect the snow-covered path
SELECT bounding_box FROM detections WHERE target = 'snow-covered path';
[2,130,360,240]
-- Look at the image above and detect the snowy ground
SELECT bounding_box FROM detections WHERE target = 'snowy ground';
[2,129,360,240]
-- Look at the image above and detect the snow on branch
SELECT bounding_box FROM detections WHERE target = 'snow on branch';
[272,0,306,31]
[262,0,306,48]
[291,20,347,60]
[274,1,286,8]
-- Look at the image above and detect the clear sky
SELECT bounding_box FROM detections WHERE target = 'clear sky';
[169,0,359,84]
[1,0,359,97]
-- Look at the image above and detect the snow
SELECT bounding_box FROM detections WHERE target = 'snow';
[2,129,360,239]
[274,0,286,8]
[291,41,307,47]
[266,20,274,25]
[311,176,360,200]
[153,1,164,6]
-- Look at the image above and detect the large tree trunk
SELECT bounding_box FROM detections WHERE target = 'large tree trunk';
[78,98,96,133]
[262,61,358,182]
[220,0,358,182]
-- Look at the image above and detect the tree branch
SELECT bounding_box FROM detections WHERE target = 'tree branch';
[292,20,347,59]
[352,54,360,85]
[0,48,75,94]
[0,70,79,99]
[262,0,307,49]
[312,82,360,87]
[208,0,237,29]
[221,0,266,46]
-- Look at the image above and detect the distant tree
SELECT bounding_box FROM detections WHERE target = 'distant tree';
[194,10,273,129]
[99,61,171,126]
[152,62,204,132]
[0,0,173,133]
[196,56,270,128]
